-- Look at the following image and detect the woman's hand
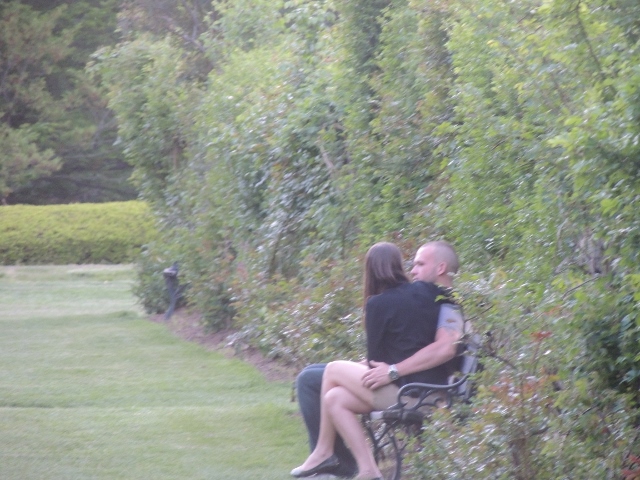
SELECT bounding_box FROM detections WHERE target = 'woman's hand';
[361,360,392,390]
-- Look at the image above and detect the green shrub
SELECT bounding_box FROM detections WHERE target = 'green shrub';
[131,238,194,315]
[0,201,157,265]
[403,272,639,480]
[132,243,173,315]
[228,251,365,369]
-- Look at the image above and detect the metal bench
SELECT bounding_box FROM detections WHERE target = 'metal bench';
[363,341,480,480]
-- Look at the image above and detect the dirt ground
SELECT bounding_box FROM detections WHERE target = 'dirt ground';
[148,307,298,384]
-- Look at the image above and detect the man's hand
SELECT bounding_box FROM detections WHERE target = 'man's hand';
[361,360,392,390]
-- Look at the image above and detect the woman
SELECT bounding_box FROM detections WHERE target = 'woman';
[291,242,455,480]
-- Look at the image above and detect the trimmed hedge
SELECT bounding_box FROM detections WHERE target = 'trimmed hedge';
[0,201,157,265]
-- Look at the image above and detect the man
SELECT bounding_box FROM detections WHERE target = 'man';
[295,241,463,478]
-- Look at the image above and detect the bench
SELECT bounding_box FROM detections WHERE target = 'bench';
[363,341,480,480]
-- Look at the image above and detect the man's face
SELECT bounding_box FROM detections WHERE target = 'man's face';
[410,246,440,283]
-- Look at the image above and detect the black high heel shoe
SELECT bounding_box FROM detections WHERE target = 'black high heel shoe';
[290,454,340,478]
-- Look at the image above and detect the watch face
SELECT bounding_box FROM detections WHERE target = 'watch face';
[389,366,399,380]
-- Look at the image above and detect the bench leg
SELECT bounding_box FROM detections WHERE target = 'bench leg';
[363,416,402,480]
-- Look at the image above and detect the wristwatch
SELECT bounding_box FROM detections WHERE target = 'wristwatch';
[388,364,399,381]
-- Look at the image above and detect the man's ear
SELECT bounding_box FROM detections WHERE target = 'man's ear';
[436,262,447,276]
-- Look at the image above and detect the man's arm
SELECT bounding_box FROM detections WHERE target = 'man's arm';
[395,327,460,376]
[361,327,461,390]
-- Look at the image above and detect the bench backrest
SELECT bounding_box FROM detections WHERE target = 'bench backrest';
[451,334,481,402]
[388,335,481,417]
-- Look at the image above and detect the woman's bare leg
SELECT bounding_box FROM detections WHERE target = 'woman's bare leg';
[325,385,382,478]
[295,360,383,477]
[322,361,382,478]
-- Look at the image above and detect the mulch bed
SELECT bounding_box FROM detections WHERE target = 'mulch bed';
[148,307,298,384]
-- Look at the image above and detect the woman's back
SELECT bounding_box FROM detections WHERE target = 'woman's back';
[365,281,453,386]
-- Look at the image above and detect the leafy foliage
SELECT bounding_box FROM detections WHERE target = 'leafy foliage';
[0,0,134,204]
[94,0,640,475]
[0,123,60,202]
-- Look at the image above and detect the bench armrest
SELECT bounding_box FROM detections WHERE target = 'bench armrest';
[376,375,470,425]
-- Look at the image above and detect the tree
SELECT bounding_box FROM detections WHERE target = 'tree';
[0,0,134,204]
[0,124,60,203]
[0,2,69,202]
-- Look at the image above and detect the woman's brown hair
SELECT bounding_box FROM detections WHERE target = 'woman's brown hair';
[363,242,409,307]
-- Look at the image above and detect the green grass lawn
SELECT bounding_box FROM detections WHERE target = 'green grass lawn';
[0,265,308,479]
